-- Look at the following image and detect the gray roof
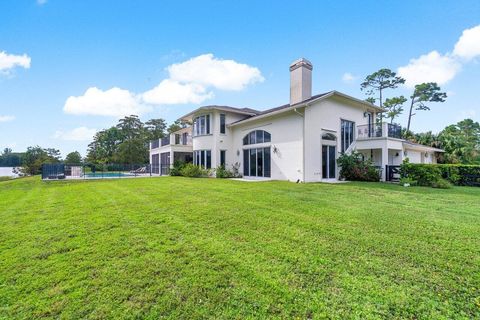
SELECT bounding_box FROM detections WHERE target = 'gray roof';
[180,90,382,125]
[402,140,445,152]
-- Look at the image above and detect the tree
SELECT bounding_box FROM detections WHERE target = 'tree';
[383,96,407,124]
[2,148,12,156]
[116,115,145,140]
[86,127,123,164]
[21,146,57,175]
[65,151,83,164]
[406,82,447,132]
[145,119,167,140]
[44,148,61,163]
[361,69,405,108]
[116,138,149,164]
[0,148,24,167]
[438,119,480,164]
[167,119,189,134]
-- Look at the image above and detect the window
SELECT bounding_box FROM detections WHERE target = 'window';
[182,132,188,145]
[193,150,211,169]
[220,114,226,134]
[243,147,271,177]
[341,120,355,152]
[193,115,211,136]
[322,133,336,141]
[220,150,226,166]
[175,134,180,144]
[243,130,271,145]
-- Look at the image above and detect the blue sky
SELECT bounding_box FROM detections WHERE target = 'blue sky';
[1,0,479,156]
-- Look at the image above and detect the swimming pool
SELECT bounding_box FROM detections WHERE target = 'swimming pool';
[83,172,135,178]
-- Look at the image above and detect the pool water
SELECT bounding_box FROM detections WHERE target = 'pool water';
[83,172,134,178]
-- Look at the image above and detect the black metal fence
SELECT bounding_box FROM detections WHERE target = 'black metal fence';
[42,163,154,180]
[386,165,401,182]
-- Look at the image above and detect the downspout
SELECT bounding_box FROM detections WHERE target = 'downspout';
[293,103,308,183]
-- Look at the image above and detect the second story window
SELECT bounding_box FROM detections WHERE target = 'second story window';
[182,132,188,145]
[341,119,355,152]
[220,114,226,134]
[193,114,211,136]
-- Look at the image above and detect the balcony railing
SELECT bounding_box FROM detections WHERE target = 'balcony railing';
[150,134,193,149]
[357,123,402,139]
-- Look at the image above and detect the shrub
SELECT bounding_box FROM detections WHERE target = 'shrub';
[431,178,452,189]
[337,152,381,182]
[180,163,209,178]
[170,161,186,176]
[215,165,235,178]
[399,177,417,186]
[400,162,480,187]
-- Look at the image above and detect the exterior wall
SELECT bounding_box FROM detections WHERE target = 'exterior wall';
[231,111,304,181]
[405,149,422,163]
[192,110,250,169]
[403,149,437,164]
[304,96,376,182]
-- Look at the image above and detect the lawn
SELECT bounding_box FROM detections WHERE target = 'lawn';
[0,177,479,319]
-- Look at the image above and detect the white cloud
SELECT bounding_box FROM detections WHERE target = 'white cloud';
[142,79,213,105]
[458,109,477,121]
[342,72,357,83]
[453,25,480,61]
[397,51,461,88]
[64,87,151,117]
[64,54,263,117]
[167,53,264,91]
[0,115,15,122]
[37,0,47,5]
[54,127,97,141]
[0,51,31,73]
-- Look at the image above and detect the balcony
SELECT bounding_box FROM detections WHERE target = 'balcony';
[151,133,193,149]
[357,123,402,140]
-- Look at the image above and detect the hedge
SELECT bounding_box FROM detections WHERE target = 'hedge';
[400,163,480,187]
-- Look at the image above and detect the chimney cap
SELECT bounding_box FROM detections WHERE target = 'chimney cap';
[289,58,313,71]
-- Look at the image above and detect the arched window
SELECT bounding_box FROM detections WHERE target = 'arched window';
[322,133,336,141]
[243,130,271,145]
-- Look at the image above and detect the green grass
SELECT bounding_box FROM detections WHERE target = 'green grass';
[0,177,479,319]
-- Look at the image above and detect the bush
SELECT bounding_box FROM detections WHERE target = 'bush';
[337,152,381,182]
[399,177,417,186]
[400,161,480,187]
[431,178,452,189]
[170,161,186,176]
[179,163,209,178]
[215,165,235,178]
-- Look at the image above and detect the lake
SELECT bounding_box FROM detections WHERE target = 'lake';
[0,167,21,177]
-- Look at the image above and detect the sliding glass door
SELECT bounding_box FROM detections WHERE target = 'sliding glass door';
[322,145,336,179]
[243,147,271,178]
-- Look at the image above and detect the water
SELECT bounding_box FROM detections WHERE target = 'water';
[0,167,21,177]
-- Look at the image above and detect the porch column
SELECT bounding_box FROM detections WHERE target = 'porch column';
[169,150,174,169]
[381,147,388,181]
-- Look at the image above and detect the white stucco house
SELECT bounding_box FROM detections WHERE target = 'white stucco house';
[150,58,443,182]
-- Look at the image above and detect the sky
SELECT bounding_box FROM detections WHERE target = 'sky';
[1,0,479,157]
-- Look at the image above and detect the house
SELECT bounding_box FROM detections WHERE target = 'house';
[150,58,443,182]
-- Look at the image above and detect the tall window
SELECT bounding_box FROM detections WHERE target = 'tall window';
[341,120,355,152]
[193,115,211,136]
[243,130,271,145]
[220,150,226,166]
[182,132,188,145]
[243,147,271,177]
[220,114,226,134]
[193,150,211,169]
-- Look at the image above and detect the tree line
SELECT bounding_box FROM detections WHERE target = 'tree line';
[360,68,479,164]
[85,115,186,164]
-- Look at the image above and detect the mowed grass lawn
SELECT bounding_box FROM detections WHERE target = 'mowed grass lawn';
[0,177,479,319]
